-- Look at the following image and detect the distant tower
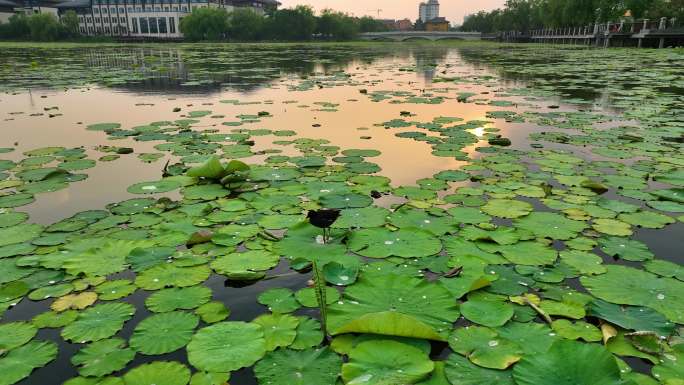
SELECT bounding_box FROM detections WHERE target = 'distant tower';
[426,0,440,21]
[419,2,428,23]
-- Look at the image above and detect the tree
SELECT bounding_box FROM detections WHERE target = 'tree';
[179,7,229,41]
[61,10,80,37]
[0,13,30,39]
[228,8,265,41]
[316,9,359,40]
[266,5,317,40]
[359,16,389,32]
[27,13,66,41]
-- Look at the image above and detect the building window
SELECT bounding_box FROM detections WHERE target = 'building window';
[181,6,187,11]
[110,8,115,13]
[87,17,91,22]
[94,8,99,13]
[132,17,138,33]
[169,17,175,33]
[120,17,125,22]
[139,17,148,33]
[149,17,158,33]
[96,17,101,22]
[80,27,85,33]
[119,8,124,12]
[158,17,167,33]
[105,26,110,33]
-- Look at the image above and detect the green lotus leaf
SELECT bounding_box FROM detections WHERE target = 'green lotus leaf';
[189,372,229,385]
[460,292,514,327]
[539,299,585,319]
[319,193,373,209]
[291,317,324,350]
[61,302,135,343]
[186,156,225,179]
[0,281,29,302]
[253,313,300,351]
[0,224,43,247]
[123,361,191,385]
[257,214,303,230]
[514,212,586,240]
[495,321,558,355]
[0,322,37,351]
[71,338,135,377]
[63,239,154,277]
[211,250,280,275]
[447,207,491,224]
[94,280,137,300]
[581,265,684,324]
[559,250,606,275]
[0,211,28,228]
[127,246,176,272]
[618,210,675,229]
[294,287,340,307]
[651,346,684,384]
[182,184,229,200]
[32,310,78,329]
[328,271,459,341]
[434,169,470,182]
[127,179,181,194]
[87,123,121,131]
[490,241,557,266]
[187,321,266,372]
[135,264,211,290]
[389,209,458,236]
[195,301,230,324]
[342,340,433,385]
[28,283,73,300]
[254,347,341,385]
[449,326,522,369]
[393,186,437,200]
[249,166,300,182]
[257,288,300,313]
[598,237,654,261]
[654,169,684,187]
[550,319,601,342]
[342,149,381,157]
[348,228,442,259]
[0,258,34,284]
[444,354,514,385]
[592,218,632,236]
[58,159,96,171]
[459,226,522,245]
[644,259,684,281]
[513,340,624,385]
[0,340,57,385]
[130,311,198,355]
[481,199,533,219]
[332,207,390,229]
[588,299,675,336]
[0,193,35,208]
[145,286,212,313]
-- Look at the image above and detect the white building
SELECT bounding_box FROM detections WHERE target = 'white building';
[418,2,426,23]
[419,0,439,23]
[53,0,278,38]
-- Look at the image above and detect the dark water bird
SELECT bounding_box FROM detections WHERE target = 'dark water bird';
[370,190,382,199]
[307,209,340,243]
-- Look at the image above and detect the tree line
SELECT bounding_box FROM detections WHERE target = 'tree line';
[180,6,389,41]
[0,11,80,41]
[460,0,684,33]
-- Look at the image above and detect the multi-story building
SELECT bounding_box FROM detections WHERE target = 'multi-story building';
[418,2,426,23]
[419,0,439,23]
[51,0,278,38]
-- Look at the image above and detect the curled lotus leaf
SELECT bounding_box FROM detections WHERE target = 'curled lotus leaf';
[123,361,191,385]
[254,347,341,385]
[187,321,266,373]
[342,340,434,385]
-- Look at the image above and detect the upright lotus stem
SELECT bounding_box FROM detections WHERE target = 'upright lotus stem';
[312,258,328,339]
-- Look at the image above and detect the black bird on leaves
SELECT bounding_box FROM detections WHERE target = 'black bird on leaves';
[307,209,340,244]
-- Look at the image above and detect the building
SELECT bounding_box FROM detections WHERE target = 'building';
[418,0,438,23]
[425,16,448,32]
[1,0,59,23]
[396,18,412,31]
[378,18,397,31]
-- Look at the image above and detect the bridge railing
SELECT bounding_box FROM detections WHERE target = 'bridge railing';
[529,17,678,37]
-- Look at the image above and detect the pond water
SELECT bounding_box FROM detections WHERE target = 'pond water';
[0,43,682,385]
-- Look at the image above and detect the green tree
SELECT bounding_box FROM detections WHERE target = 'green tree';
[61,10,80,37]
[0,13,30,39]
[27,13,66,41]
[359,16,389,32]
[228,8,265,41]
[266,5,316,40]
[316,9,359,40]
[179,7,229,41]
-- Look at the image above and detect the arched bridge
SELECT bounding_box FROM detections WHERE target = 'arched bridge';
[360,31,482,41]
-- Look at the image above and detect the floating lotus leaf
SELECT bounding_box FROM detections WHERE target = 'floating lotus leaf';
[319,193,373,209]
[0,211,28,228]
[513,340,624,385]
[254,347,341,385]
[0,224,43,247]
[618,211,674,229]
[581,265,684,323]
[123,361,190,385]
[187,321,266,373]
[95,280,136,300]
[331,207,389,228]
[559,250,605,275]
[348,228,442,259]
[127,246,175,272]
[447,207,491,224]
[145,286,211,313]
[491,241,557,266]
[295,287,340,308]
[323,261,359,286]
[258,288,300,313]
[481,199,533,219]
[63,239,154,277]
[32,310,78,329]
[28,283,73,301]
[588,299,675,336]
[291,317,324,350]
[58,159,96,171]
[389,209,458,236]
[182,184,229,200]
[550,319,601,342]
[592,218,632,236]
[343,340,433,385]
[328,271,459,340]
[135,264,210,290]
[210,250,280,275]
[195,301,230,324]
[0,193,35,208]
[51,292,97,312]
[249,166,299,182]
[189,372,229,385]
[644,259,684,281]
[651,346,684,384]
[434,169,470,182]
[444,354,514,385]
[598,237,653,261]
[71,338,135,377]
[130,311,199,355]
[460,292,514,327]
[61,302,135,343]
[342,149,381,157]
[0,340,57,385]
[514,212,586,240]
[0,258,34,284]
[449,326,522,369]
[654,169,684,186]
[0,322,37,351]
[539,299,585,319]
[86,123,120,131]
[127,179,181,194]
[253,313,300,351]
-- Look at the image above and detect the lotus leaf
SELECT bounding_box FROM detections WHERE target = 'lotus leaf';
[514,212,586,240]
[135,264,210,290]
[253,313,300,351]
[32,310,78,329]
[71,338,135,377]
[211,250,280,275]
[291,317,324,350]
[342,340,434,385]
[51,292,97,312]
[61,302,135,343]
[348,228,442,259]
[195,301,230,323]
[0,340,57,385]
[481,199,533,219]
[460,292,514,327]
[444,353,513,385]
[254,348,341,385]
[145,286,211,313]
[588,299,674,336]
[449,326,522,369]
[257,288,300,313]
[123,361,190,385]
[0,322,37,351]
[187,321,266,372]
